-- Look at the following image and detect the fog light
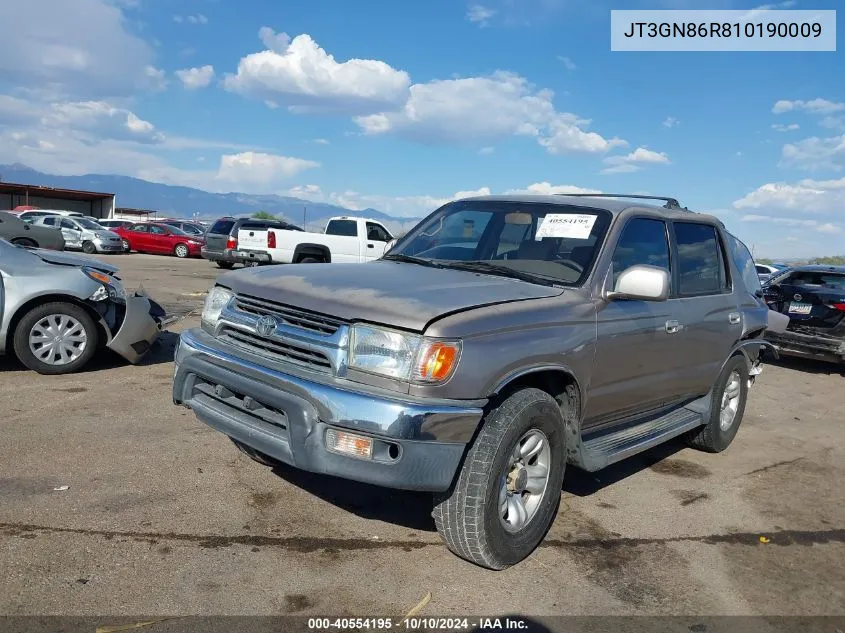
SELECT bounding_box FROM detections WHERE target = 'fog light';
[325,428,373,460]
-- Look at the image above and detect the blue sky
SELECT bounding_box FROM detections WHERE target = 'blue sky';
[0,0,842,258]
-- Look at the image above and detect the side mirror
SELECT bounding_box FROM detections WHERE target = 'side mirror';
[606,265,670,302]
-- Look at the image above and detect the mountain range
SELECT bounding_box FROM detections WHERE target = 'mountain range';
[0,164,421,234]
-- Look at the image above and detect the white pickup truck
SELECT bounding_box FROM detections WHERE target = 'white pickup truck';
[234,216,394,265]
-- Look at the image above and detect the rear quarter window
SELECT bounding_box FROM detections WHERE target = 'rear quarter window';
[210,219,236,235]
[725,232,761,293]
[325,219,358,237]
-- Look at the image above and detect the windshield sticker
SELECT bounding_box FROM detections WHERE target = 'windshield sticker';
[535,214,597,240]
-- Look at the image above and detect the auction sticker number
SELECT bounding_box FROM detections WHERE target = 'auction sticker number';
[535,214,597,240]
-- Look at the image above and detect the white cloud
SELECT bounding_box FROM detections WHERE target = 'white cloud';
[42,100,164,143]
[557,56,577,71]
[600,147,670,174]
[505,182,602,196]
[780,134,845,171]
[0,0,156,99]
[355,71,625,154]
[144,66,168,91]
[217,151,319,188]
[223,30,411,115]
[820,116,845,131]
[173,15,183,23]
[772,98,845,115]
[187,14,208,25]
[478,146,495,155]
[739,214,841,234]
[258,26,292,53]
[466,4,496,25]
[662,116,679,128]
[311,138,330,145]
[772,123,799,132]
[733,177,845,215]
[176,65,215,90]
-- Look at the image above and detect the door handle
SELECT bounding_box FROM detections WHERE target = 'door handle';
[729,312,742,325]
[367,243,374,248]
[665,320,681,334]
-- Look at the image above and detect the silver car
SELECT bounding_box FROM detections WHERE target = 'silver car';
[31,215,124,254]
[0,239,168,374]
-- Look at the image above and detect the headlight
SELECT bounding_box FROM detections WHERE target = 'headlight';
[94,232,105,239]
[202,286,233,327]
[348,324,461,383]
[83,266,126,302]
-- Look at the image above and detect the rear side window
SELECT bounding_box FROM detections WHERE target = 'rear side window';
[42,217,57,226]
[326,219,358,237]
[674,222,729,295]
[725,232,761,293]
[210,219,236,235]
[130,224,148,232]
[611,218,670,286]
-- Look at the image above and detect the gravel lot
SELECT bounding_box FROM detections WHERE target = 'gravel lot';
[1,254,843,618]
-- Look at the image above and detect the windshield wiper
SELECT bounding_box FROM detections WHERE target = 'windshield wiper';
[439,261,562,287]
[381,253,443,268]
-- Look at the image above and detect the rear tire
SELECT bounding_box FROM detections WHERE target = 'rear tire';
[82,241,97,254]
[432,387,567,570]
[686,355,749,453]
[11,238,37,248]
[216,261,234,269]
[12,302,99,375]
[174,243,189,258]
[299,256,323,264]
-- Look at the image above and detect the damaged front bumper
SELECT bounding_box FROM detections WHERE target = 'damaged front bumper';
[100,290,171,363]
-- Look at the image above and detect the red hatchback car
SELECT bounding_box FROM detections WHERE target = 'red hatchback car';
[115,222,205,258]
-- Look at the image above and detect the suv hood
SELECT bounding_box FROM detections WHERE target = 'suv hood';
[221,260,564,331]
[33,248,119,274]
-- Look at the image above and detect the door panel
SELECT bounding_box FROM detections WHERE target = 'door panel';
[584,216,688,427]
[587,298,686,426]
[671,222,739,394]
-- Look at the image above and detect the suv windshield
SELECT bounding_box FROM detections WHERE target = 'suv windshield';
[387,201,612,285]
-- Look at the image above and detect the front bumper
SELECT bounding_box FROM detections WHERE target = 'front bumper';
[105,292,166,363]
[764,329,845,364]
[172,328,485,491]
[94,238,125,253]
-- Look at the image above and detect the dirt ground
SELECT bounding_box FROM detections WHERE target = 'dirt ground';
[1,254,843,620]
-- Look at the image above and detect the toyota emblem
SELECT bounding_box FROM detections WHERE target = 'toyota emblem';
[793,293,802,302]
[255,315,278,337]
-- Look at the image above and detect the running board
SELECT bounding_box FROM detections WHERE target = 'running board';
[572,406,704,472]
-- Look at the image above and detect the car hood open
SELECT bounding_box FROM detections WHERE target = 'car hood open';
[32,248,119,274]
[220,260,565,331]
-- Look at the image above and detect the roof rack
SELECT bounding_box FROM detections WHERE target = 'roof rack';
[555,193,686,210]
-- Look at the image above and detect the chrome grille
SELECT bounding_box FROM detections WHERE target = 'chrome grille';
[234,294,344,335]
[219,327,333,373]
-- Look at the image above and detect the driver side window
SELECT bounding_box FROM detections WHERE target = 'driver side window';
[611,218,671,287]
[149,225,166,235]
[60,219,77,230]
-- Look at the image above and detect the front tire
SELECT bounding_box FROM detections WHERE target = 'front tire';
[11,238,37,248]
[432,387,567,570]
[82,241,97,254]
[686,355,749,453]
[231,439,279,466]
[12,302,99,375]
[216,261,234,269]
[174,243,189,258]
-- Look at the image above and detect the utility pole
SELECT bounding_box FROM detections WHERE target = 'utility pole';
[303,206,307,231]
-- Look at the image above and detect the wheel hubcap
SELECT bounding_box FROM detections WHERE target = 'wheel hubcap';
[28,314,87,365]
[498,429,551,533]
[719,370,742,431]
